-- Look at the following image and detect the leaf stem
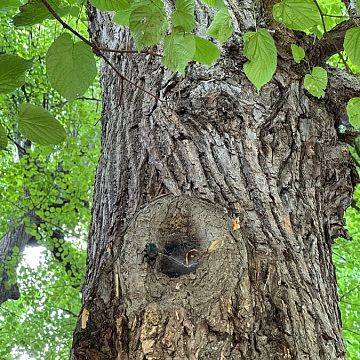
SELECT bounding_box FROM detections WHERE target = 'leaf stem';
[312,0,327,33]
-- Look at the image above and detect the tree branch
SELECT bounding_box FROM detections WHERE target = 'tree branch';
[97,47,162,57]
[0,216,82,305]
[327,67,360,108]
[324,68,360,143]
[0,225,32,305]
[308,18,357,66]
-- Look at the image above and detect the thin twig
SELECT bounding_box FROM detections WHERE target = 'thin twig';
[338,51,351,72]
[6,135,28,155]
[322,13,348,19]
[59,307,78,317]
[40,0,161,101]
[323,13,360,19]
[21,85,30,102]
[339,284,360,301]
[98,47,162,57]
[313,0,327,33]
[76,96,102,102]
[340,300,359,306]
[94,102,122,126]
[343,328,360,336]
[41,0,91,46]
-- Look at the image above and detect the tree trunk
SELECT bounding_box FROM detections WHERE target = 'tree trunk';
[71,3,357,359]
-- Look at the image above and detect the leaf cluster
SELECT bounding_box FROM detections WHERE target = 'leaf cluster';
[0,0,360,146]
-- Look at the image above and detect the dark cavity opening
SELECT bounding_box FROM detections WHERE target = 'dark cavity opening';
[159,236,201,278]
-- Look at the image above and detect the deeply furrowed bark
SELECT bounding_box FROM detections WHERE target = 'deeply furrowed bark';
[72,2,357,359]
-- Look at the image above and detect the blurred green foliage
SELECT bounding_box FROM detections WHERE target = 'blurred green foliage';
[334,186,360,360]
[0,6,100,359]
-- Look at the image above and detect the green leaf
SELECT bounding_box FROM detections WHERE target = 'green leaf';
[201,0,217,6]
[347,97,360,128]
[0,54,32,94]
[291,44,305,63]
[272,0,322,32]
[12,0,65,27]
[113,0,131,26]
[317,0,348,32]
[202,0,225,7]
[67,5,82,17]
[0,124,7,150]
[303,66,328,98]
[207,7,233,43]
[243,28,277,91]
[344,27,360,68]
[0,0,21,11]
[193,36,220,65]
[172,0,195,32]
[90,0,122,11]
[18,103,66,145]
[163,33,195,73]
[46,33,97,101]
[129,0,167,49]
[113,11,131,26]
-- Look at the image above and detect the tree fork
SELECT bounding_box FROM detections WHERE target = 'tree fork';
[71,2,358,359]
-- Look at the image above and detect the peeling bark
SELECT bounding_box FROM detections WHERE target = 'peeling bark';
[72,3,358,359]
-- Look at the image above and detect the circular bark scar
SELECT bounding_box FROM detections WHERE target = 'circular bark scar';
[120,195,248,319]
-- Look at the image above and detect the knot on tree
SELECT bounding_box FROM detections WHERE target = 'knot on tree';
[119,195,249,321]
[128,195,230,278]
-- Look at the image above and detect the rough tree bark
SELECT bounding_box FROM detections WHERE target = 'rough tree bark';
[71,2,359,359]
[0,226,31,304]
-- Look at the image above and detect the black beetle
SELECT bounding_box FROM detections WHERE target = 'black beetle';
[142,243,159,265]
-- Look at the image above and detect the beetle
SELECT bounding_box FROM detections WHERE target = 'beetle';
[141,242,159,265]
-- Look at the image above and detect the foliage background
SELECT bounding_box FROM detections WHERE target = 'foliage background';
[0,0,359,359]
[0,6,101,359]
